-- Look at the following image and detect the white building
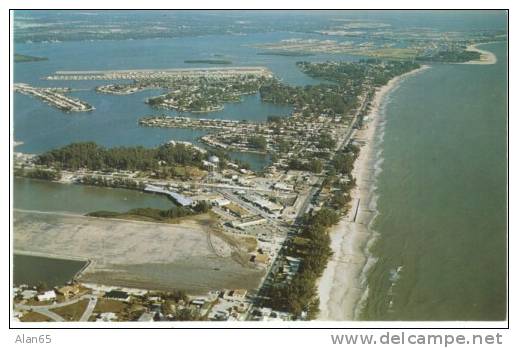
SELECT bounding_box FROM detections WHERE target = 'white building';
[37,290,56,302]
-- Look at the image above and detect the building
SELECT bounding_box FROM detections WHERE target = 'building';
[96,312,118,322]
[223,289,248,301]
[212,198,231,207]
[37,290,56,302]
[20,290,37,300]
[104,290,130,302]
[244,194,283,214]
[272,182,294,192]
[56,285,80,298]
[230,215,267,229]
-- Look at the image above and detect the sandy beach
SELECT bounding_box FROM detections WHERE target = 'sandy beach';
[317,66,430,321]
[464,44,498,65]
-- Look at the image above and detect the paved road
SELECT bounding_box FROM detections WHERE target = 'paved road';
[36,308,64,322]
[79,296,98,322]
[15,294,94,322]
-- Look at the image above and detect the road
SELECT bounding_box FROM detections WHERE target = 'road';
[334,92,369,152]
[36,308,64,322]
[79,296,98,322]
[247,91,371,318]
[15,294,96,322]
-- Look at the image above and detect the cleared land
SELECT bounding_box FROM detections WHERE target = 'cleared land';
[14,210,264,294]
[19,311,52,322]
[50,299,89,321]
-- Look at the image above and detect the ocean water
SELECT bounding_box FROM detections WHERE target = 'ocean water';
[361,42,507,321]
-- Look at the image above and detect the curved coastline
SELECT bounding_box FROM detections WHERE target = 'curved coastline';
[464,43,498,65]
[317,65,430,321]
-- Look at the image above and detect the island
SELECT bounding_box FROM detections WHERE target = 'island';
[14,53,48,63]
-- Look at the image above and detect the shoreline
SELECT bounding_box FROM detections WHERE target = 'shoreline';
[317,65,430,321]
[464,43,497,65]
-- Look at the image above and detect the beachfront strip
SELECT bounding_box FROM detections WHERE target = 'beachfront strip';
[13,60,420,322]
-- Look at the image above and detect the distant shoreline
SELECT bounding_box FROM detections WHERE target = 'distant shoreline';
[317,65,430,321]
[464,43,498,65]
[184,59,232,65]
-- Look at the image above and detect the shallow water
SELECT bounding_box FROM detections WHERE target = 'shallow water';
[14,254,87,288]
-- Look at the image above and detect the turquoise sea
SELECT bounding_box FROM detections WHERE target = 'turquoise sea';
[361,42,507,321]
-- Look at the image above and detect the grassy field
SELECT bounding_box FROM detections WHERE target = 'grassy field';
[50,299,89,321]
[19,311,52,322]
[93,299,128,314]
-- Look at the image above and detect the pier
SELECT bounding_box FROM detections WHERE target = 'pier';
[144,184,194,206]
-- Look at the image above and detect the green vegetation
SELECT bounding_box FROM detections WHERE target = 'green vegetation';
[87,201,211,223]
[51,299,89,321]
[266,115,284,123]
[298,59,421,87]
[36,142,206,172]
[267,208,338,318]
[14,53,48,63]
[248,135,267,151]
[313,132,336,149]
[145,75,270,113]
[78,176,144,190]
[19,311,52,322]
[184,59,232,64]
[260,60,419,119]
[14,168,62,181]
[417,49,481,63]
[260,82,356,116]
[287,158,323,173]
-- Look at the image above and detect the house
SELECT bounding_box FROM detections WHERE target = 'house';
[104,290,130,302]
[56,285,80,298]
[37,290,56,302]
[20,290,37,300]
[191,299,205,307]
[212,198,231,207]
[96,312,118,322]
[223,289,248,301]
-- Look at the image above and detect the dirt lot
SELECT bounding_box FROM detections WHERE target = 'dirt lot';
[14,211,264,294]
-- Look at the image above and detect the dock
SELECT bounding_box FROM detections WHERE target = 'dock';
[144,184,194,206]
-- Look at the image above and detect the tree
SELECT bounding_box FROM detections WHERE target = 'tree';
[307,159,323,174]
[248,135,267,151]
[193,200,211,213]
[36,281,48,293]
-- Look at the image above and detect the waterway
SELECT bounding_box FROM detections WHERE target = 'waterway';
[14,177,174,213]
[13,254,87,288]
[360,42,507,321]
